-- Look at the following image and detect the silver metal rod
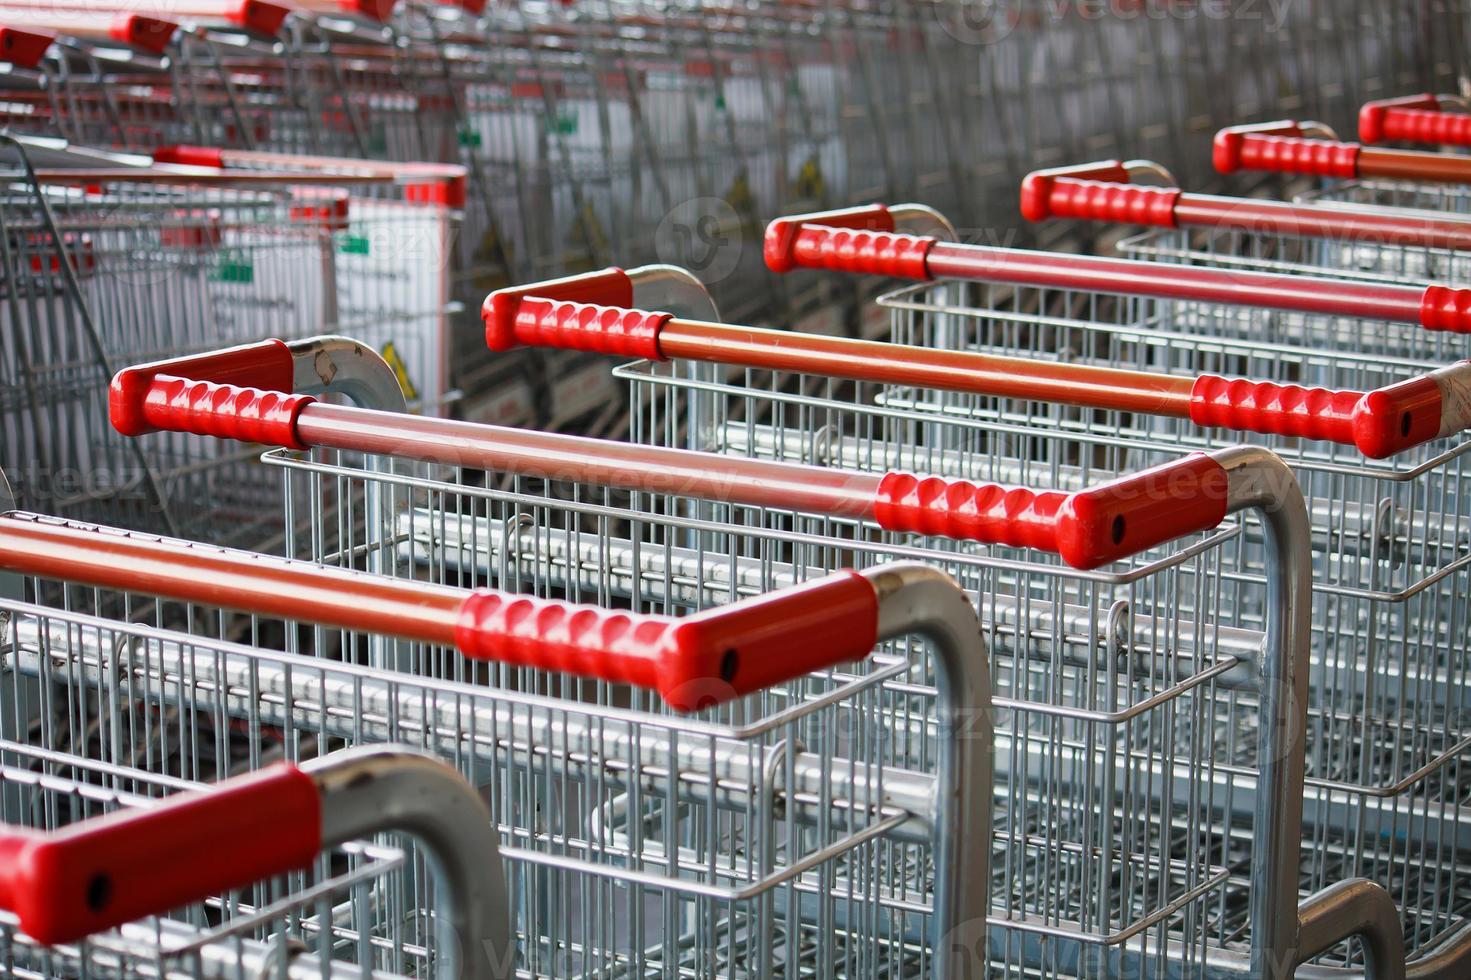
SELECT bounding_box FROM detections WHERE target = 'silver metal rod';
[1218,446,1313,980]
[1295,879,1405,980]
[303,747,513,980]
[861,562,992,980]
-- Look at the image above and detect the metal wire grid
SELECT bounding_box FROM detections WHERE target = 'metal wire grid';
[0,738,411,978]
[0,162,454,544]
[239,427,1265,976]
[0,526,982,978]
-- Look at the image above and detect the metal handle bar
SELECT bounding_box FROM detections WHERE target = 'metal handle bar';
[0,0,287,35]
[1020,158,1471,251]
[0,8,176,53]
[152,145,468,206]
[763,203,1471,333]
[0,746,512,980]
[485,268,1471,459]
[1214,119,1471,184]
[1360,93,1471,147]
[0,510,877,711]
[111,338,1239,569]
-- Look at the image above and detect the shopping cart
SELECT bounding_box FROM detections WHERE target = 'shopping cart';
[0,742,510,978]
[0,134,465,543]
[145,143,465,414]
[1017,159,1471,360]
[104,337,1343,978]
[479,247,1471,971]
[1207,118,1471,227]
[5,0,465,161]
[0,4,244,149]
[0,442,1006,977]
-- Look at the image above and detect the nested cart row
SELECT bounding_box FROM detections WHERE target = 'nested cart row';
[9,48,1471,980]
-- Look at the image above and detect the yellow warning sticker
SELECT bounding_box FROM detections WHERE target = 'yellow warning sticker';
[381,340,419,402]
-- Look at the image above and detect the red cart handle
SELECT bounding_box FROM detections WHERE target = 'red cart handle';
[1212,120,1360,177]
[455,572,880,705]
[484,274,1471,459]
[871,454,1228,570]
[114,339,1243,570]
[1020,158,1471,251]
[0,10,178,54]
[109,339,310,448]
[0,764,320,946]
[1215,119,1471,185]
[761,204,1471,333]
[0,0,289,37]
[1360,94,1471,147]
[0,26,55,69]
[1020,161,1181,227]
[0,510,883,708]
[763,204,935,278]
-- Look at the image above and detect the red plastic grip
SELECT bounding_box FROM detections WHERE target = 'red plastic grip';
[1420,285,1471,333]
[0,763,320,946]
[1360,95,1471,147]
[483,268,634,352]
[110,339,299,438]
[872,457,1229,570]
[1019,161,1180,226]
[337,0,397,22]
[152,145,225,168]
[289,195,349,231]
[764,204,935,277]
[1213,122,1360,178]
[791,226,934,278]
[455,571,879,711]
[140,377,313,449]
[404,175,467,209]
[1188,375,1442,459]
[764,204,897,273]
[110,14,178,54]
[511,300,669,359]
[0,27,54,69]
[873,473,1067,552]
[231,0,291,33]
[762,204,935,277]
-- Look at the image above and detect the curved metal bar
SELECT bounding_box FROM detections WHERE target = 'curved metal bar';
[626,264,722,322]
[302,746,513,980]
[1217,446,1312,980]
[860,562,991,980]
[1295,879,1405,980]
[287,336,408,413]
